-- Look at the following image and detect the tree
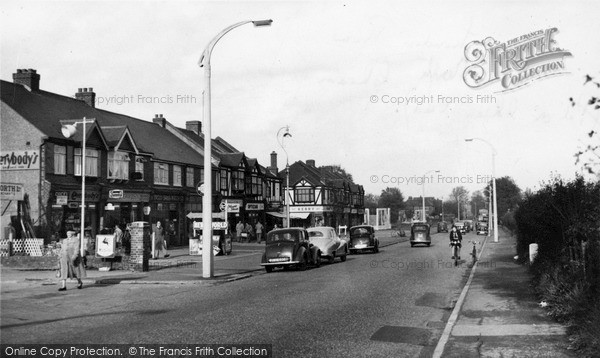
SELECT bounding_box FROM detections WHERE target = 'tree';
[470,190,487,216]
[449,186,470,219]
[364,193,379,212]
[571,74,600,177]
[378,187,405,224]
[485,176,522,218]
[318,165,354,183]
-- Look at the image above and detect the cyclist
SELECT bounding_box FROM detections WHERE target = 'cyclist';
[449,225,463,260]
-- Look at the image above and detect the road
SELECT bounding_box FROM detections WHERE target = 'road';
[1,230,478,357]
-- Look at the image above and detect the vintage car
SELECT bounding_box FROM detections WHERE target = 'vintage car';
[454,221,466,234]
[260,228,321,273]
[410,223,431,247]
[476,221,489,235]
[463,220,474,233]
[307,227,348,263]
[348,225,380,254]
[437,221,449,233]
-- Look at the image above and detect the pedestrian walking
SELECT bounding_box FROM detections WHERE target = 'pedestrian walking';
[236,221,244,242]
[114,224,123,246]
[57,230,86,291]
[153,221,170,259]
[244,222,254,243]
[255,221,264,243]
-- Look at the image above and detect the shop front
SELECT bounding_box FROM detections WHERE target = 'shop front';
[151,193,185,247]
[50,188,101,240]
[245,201,265,228]
[101,189,151,232]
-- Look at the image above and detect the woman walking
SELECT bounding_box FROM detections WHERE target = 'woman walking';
[57,230,86,291]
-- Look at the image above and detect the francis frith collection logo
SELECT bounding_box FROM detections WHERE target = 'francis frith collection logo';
[463,28,571,91]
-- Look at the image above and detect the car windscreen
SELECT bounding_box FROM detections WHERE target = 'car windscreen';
[350,227,371,237]
[266,230,299,243]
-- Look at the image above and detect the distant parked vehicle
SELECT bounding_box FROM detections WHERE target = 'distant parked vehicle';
[260,228,321,273]
[454,221,466,234]
[307,227,348,263]
[476,221,489,235]
[410,223,431,247]
[463,220,474,233]
[348,225,379,254]
[437,221,449,233]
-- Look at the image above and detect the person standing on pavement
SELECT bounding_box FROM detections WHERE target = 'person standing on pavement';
[255,221,264,243]
[152,220,170,259]
[114,224,123,247]
[236,221,244,242]
[57,230,86,291]
[244,222,254,243]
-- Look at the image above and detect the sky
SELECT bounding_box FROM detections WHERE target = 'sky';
[2,0,599,200]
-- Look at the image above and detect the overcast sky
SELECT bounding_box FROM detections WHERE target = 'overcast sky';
[2,0,599,199]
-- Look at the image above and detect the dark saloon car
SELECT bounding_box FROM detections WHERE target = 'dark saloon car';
[437,221,449,233]
[410,223,431,247]
[348,225,379,254]
[454,221,467,234]
[260,228,321,273]
[476,221,489,235]
[463,220,474,233]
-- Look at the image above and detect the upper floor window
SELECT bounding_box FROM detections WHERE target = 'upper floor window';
[54,145,66,175]
[173,165,182,187]
[74,148,99,177]
[186,167,194,187]
[135,157,145,181]
[295,188,314,203]
[232,170,245,192]
[154,162,169,185]
[108,151,130,180]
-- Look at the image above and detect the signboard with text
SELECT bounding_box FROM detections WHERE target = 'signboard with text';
[0,150,40,170]
[0,183,24,201]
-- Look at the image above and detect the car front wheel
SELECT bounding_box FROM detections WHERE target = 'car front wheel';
[340,250,347,262]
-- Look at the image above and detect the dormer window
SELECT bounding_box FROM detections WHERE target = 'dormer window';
[108,151,130,180]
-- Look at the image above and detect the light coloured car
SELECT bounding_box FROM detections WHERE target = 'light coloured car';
[307,227,348,263]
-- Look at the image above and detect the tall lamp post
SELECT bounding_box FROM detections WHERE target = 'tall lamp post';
[198,19,272,278]
[465,138,498,242]
[61,117,96,258]
[422,170,439,222]
[277,126,292,228]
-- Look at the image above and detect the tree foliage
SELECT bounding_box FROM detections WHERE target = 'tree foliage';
[378,187,405,223]
[485,176,522,218]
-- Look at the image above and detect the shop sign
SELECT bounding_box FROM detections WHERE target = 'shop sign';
[0,183,24,201]
[192,221,228,230]
[290,205,333,213]
[152,194,184,202]
[219,200,240,213]
[68,191,101,202]
[343,207,351,213]
[96,234,116,258]
[109,189,123,199]
[56,196,68,205]
[67,202,80,209]
[245,203,264,211]
[351,209,357,214]
[0,150,40,170]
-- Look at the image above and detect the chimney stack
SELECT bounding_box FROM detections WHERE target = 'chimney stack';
[153,114,166,127]
[75,87,96,107]
[13,69,40,91]
[306,159,316,167]
[269,151,278,174]
[186,121,202,136]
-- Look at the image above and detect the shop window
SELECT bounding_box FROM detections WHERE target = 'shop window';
[108,151,130,180]
[173,165,182,187]
[74,148,99,177]
[54,145,66,175]
[295,188,314,203]
[154,163,169,185]
[186,167,194,187]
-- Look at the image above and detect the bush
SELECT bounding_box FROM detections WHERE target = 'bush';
[515,176,600,356]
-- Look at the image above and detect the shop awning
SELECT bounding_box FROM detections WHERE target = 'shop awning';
[267,212,311,219]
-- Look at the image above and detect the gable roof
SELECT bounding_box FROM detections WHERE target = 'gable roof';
[101,126,139,153]
[1,80,203,165]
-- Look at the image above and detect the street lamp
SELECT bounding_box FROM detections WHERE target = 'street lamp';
[61,117,95,258]
[277,126,292,228]
[198,19,272,278]
[465,138,498,242]
[422,170,439,222]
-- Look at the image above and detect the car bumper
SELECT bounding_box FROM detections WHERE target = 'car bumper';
[349,245,375,250]
[261,261,300,266]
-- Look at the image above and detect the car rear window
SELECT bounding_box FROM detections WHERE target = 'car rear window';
[350,228,371,237]
[267,230,298,243]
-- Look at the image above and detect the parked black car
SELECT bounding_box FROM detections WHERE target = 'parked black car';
[260,228,321,272]
[437,221,449,233]
[348,225,379,254]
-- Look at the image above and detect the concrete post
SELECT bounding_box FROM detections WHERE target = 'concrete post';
[129,221,151,271]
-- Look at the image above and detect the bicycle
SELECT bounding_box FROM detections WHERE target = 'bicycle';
[451,242,460,266]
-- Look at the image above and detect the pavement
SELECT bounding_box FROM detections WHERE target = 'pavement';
[435,228,576,357]
[1,229,404,286]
